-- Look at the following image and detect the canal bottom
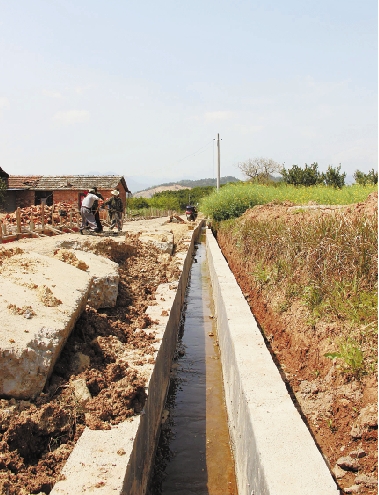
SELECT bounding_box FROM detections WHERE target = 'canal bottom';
[148,239,238,495]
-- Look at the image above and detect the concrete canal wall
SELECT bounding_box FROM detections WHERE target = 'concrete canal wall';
[205,228,339,495]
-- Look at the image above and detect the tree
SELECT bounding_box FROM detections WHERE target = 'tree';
[281,162,323,186]
[128,197,149,209]
[323,164,346,189]
[354,169,378,185]
[237,157,281,182]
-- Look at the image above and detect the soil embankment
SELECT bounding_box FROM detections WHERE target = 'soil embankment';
[216,193,378,494]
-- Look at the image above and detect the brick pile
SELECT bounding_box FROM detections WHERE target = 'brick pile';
[2,202,81,230]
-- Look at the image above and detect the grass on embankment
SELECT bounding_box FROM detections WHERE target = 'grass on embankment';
[203,183,378,377]
[199,182,377,221]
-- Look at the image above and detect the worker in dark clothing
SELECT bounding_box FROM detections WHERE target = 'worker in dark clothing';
[91,186,104,232]
[104,190,124,232]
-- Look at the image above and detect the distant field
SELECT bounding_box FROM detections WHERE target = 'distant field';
[200,182,378,220]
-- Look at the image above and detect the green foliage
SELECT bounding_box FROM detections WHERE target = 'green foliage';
[324,338,364,376]
[303,284,323,311]
[323,164,346,189]
[281,162,324,186]
[252,262,271,286]
[128,197,149,210]
[152,186,214,211]
[354,169,378,185]
[200,181,377,221]
[156,176,239,188]
[150,194,181,211]
[281,163,347,188]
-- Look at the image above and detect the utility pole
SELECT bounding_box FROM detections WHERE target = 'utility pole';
[217,133,221,191]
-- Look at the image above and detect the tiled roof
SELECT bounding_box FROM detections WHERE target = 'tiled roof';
[8,175,130,192]
[8,176,42,189]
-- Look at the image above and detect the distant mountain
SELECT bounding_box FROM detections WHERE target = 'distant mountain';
[134,176,240,195]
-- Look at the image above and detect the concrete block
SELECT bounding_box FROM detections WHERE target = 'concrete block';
[18,238,120,309]
[0,250,91,399]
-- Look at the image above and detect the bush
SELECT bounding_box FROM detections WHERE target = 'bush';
[128,197,149,209]
[323,164,346,189]
[281,162,324,186]
[354,169,378,185]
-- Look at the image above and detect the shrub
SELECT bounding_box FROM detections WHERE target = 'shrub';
[128,197,149,210]
[354,169,378,185]
[281,162,324,186]
[323,164,346,189]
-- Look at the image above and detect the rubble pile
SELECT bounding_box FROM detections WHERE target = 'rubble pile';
[2,203,81,231]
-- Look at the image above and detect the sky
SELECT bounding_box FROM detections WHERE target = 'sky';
[0,0,377,191]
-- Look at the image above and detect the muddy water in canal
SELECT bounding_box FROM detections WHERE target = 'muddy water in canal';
[148,239,238,495]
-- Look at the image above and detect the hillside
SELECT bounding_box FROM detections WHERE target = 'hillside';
[133,176,239,197]
[133,184,190,199]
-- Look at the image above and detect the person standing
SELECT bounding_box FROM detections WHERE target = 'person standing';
[91,186,104,232]
[80,189,100,233]
[104,190,124,232]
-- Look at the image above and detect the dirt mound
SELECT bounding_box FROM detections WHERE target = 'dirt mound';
[242,191,378,225]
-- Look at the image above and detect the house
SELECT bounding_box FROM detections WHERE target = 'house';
[1,171,130,212]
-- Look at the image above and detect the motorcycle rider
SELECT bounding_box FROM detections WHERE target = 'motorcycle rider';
[104,190,124,232]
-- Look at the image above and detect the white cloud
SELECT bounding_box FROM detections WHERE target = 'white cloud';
[42,89,62,99]
[53,110,90,124]
[0,97,10,109]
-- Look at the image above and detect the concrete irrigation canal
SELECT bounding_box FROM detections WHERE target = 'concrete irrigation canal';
[1,218,340,494]
[148,237,238,494]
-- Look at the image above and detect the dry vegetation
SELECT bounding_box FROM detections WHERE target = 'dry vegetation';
[216,192,378,494]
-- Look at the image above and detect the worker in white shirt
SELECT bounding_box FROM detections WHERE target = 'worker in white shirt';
[80,189,101,233]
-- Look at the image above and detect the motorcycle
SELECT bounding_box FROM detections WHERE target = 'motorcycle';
[185,205,198,221]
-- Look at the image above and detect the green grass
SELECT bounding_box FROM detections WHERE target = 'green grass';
[200,182,377,220]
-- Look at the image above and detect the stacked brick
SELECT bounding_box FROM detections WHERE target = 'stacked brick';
[2,202,80,231]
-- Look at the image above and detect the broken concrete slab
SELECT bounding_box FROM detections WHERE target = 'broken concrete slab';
[15,236,119,310]
[56,249,119,309]
[0,249,92,399]
[139,231,174,254]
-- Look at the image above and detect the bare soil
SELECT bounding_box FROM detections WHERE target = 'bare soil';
[217,193,378,495]
[0,220,190,495]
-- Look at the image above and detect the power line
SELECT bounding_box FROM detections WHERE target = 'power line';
[175,141,213,164]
